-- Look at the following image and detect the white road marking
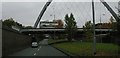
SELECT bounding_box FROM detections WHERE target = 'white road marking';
[36,46,41,51]
[34,53,36,56]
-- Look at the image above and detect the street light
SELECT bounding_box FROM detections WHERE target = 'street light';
[100,13,105,43]
[92,0,96,55]
[53,6,55,40]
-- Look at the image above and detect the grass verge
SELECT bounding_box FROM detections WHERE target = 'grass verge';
[48,39,68,44]
[53,41,120,56]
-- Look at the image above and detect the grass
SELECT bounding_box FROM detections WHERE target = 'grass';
[48,39,67,44]
[52,41,120,56]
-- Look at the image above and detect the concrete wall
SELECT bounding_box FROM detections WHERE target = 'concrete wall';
[2,26,31,56]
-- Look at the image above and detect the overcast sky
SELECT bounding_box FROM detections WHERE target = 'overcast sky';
[1,0,119,28]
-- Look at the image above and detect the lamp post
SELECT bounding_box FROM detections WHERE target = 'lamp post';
[100,14,105,43]
[99,13,102,43]
[53,7,55,40]
[92,0,96,55]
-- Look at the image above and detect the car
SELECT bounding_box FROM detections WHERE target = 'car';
[45,34,50,39]
[31,42,38,48]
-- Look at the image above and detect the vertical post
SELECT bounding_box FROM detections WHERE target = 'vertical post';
[99,2,103,44]
[92,0,96,55]
[99,14,103,43]
[53,7,55,40]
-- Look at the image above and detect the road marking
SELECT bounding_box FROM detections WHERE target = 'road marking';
[34,53,36,56]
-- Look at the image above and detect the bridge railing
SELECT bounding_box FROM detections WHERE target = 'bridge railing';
[20,28,113,33]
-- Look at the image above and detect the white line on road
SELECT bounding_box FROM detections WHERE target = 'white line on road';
[34,53,36,56]
[36,46,41,51]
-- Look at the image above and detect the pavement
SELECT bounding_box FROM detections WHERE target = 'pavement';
[9,39,67,56]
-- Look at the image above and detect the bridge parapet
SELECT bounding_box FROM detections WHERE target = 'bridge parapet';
[20,28,113,34]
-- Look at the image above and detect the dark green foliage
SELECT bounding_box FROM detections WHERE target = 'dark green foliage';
[117,19,120,35]
[2,18,23,28]
[83,21,93,40]
[15,22,23,28]
[2,18,15,28]
[64,13,77,41]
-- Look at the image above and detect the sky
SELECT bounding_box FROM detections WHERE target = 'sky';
[1,0,120,28]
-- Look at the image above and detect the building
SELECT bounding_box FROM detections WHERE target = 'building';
[95,23,112,29]
[53,20,64,28]
[39,20,58,28]
[39,19,64,28]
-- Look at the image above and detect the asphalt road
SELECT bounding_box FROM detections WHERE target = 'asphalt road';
[9,39,67,56]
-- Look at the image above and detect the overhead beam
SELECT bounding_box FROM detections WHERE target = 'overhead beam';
[100,0,120,21]
[34,0,53,28]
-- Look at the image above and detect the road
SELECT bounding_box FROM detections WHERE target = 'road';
[9,39,67,56]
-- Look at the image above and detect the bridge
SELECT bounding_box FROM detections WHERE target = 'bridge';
[20,28,112,34]
[20,0,119,35]
[2,0,120,57]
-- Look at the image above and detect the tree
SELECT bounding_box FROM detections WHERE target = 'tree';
[15,22,23,28]
[109,16,117,32]
[2,18,15,28]
[116,6,120,36]
[115,14,120,35]
[2,18,23,28]
[64,13,77,41]
[83,21,93,40]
